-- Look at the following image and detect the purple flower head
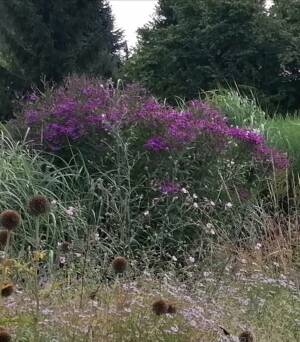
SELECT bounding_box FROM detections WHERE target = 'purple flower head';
[159,181,181,194]
[229,127,264,145]
[52,98,77,117]
[144,137,169,152]
[254,145,289,169]
[25,110,40,125]
[188,100,228,125]
[26,93,39,103]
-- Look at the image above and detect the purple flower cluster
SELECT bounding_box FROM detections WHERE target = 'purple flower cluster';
[19,76,289,170]
[140,99,288,169]
[144,137,169,152]
[159,181,181,194]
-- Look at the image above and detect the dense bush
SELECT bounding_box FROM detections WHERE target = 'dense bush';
[10,76,290,255]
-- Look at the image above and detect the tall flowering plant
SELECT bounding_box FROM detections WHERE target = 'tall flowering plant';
[12,75,290,252]
[14,76,289,199]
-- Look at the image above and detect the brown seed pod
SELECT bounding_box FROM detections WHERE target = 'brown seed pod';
[239,331,255,342]
[1,283,14,298]
[0,210,21,230]
[152,299,168,315]
[112,256,127,273]
[0,230,9,248]
[0,328,11,342]
[28,195,50,216]
[167,303,177,314]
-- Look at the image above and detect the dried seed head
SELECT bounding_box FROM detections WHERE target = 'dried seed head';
[28,195,50,216]
[0,210,21,230]
[61,241,71,253]
[239,331,255,342]
[1,283,14,298]
[112,256,127,273]
[152,299,168,315]
[0,231,9,248]
[167,303,177,314]
[0,328,11,342]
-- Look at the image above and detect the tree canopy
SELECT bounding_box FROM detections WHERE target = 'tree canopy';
[124,0,300,112]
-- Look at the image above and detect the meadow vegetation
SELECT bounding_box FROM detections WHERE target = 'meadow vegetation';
[0,76,299,341]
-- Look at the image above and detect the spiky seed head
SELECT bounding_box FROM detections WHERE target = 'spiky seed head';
[0,210,21,230]
[1,283,14,298]
[0,328,12,342]
[0,230,9,248]
[167,303,177,314]
[152,299,168,315]
[112,256,127,273]
[239,331,255,342]
[28,195,50,216]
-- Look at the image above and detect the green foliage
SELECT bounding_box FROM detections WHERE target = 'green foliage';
[270,0,300,111]
[207,88,268,131]
[0,0,123,119]
[124,0,299,112]
[267,116,300,174]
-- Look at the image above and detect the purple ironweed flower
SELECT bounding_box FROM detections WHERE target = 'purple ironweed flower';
[189,100,228,125]
[144,137,169,152]
[52,98,77,117]
[27,93,39,102]
[254,145,289,169]
[159,181,180,194]
[229,127,264,145]
[24,110,40,125]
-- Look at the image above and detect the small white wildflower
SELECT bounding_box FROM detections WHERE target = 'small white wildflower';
[172,256,177,262]
[193,202,199,208]
[94,233,100,241]
[51,199,57,205]
[210,229,216,235]
[59,256,66,265]
[206,223,214,229]
[189,256,195,263]
[169,326,179,333]
[192,193,198,199]
[143,210,150,216]
[210,201,216,206]
[65,206,76,216]
[181,187,188,194]
[75,253,82,258]
[255,242,262,250]
[225,202,233,209]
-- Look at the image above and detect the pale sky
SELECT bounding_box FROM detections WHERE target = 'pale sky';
[109,0,157,47]
[110,0,273,48]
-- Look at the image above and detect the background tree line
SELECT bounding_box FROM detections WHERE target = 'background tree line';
[124,0,300,113]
